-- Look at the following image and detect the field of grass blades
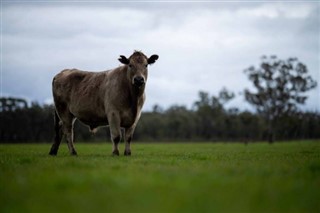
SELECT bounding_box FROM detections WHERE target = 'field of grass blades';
[0,141,319,213]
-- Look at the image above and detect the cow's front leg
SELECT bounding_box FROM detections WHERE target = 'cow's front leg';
[109,112,121,156]
[124,126,135,156]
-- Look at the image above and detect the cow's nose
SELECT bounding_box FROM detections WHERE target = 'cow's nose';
[134,76,145,86]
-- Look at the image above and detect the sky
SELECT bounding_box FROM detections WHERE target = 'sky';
[1,0,319,112]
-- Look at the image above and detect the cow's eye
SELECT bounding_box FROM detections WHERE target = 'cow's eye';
[129,64,132,68]
[145,64,148,68]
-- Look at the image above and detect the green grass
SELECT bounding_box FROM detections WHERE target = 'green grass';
[0,141,319,213]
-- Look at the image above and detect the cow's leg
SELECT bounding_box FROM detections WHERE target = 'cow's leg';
[65,122,77,155]
[124,126,135,156]
[49,111,63,155]
[109,112,121,156]
[60,113,77,156]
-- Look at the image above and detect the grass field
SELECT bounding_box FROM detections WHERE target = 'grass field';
[0,141,319,213]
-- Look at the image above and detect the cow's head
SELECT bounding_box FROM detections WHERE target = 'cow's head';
[119,51,159,88]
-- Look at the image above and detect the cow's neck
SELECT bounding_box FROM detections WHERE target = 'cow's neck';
[129,85,145,117]
[132,84,145,97]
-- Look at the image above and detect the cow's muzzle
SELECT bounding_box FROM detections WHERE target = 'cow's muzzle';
[133,76,145,87]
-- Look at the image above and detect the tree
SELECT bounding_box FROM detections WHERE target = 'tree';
[244,56,317,143]
[193,89,235,140]
[0,97,27,112]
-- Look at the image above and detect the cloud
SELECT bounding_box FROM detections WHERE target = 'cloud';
[1,2,319,111]
[236,2,314,19]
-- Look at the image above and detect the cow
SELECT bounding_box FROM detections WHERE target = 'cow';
[49,51,159,156]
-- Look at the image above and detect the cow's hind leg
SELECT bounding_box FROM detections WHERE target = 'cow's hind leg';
[49,110,63,155]
[60,112,77,155]
[109,112,121,156]
[65,121,77,156]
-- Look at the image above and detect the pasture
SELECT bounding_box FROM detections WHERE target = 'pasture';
[0,141,319,213]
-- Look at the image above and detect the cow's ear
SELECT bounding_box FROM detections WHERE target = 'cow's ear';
[148,54,159,65]
[118,55,129,65]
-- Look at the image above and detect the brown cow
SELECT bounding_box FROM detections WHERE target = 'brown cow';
[49,51,159,156]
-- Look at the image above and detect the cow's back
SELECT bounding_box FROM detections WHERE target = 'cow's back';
[53,69,88,98]
[52,69,108,125]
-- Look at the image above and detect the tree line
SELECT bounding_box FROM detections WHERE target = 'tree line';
[1,55,319,143]
[1,93,319,143]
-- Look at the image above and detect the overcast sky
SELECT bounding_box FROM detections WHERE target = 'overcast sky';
[1,1,319,111]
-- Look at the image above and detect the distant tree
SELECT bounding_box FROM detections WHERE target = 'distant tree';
[193,89,235,140]
[218,87,235,105]
[0,97,27,112]
[152,104,164,114]
[244,56,317,143]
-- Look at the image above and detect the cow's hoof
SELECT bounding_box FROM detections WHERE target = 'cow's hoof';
[112,150,120,156]
[124,150,131,156]
[49,150,57,156]
[71,150,78,156]
[49,146,58,156]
